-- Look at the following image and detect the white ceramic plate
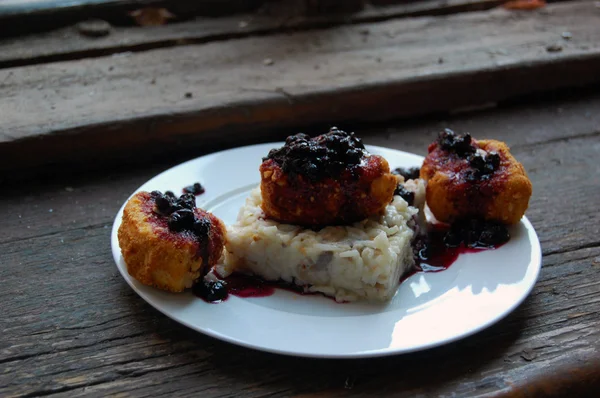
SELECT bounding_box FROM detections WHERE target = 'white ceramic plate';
[111,143,542,358]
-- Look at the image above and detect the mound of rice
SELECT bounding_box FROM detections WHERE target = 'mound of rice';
[223,182,424,302]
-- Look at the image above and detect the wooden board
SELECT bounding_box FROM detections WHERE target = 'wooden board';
[1,89,599,397]
[3,90,600,244]
[0,0,508,38]
[0,0,509,69]
[1,1,599,178]
[0,0,266,36]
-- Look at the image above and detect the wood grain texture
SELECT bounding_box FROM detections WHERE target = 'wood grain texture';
[0,0,513,38]
[0,0,266,36]
[2,91,599,244]
[1,88,599,397]
[1,1,599,177]
[0,0,509,69]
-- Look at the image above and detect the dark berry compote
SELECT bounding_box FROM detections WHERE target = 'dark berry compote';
[264,127,366,181]
[149,191,227,302]
[193,273,275,303]
[194,273,345,303]
[146,191,218,267]
[412,218,510,273]
[392,166,421,181]
[183,182,205,196]
[260,127,398,226]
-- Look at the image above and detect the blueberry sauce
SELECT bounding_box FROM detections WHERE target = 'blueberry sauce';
[410,219,509,275]
[393,184,415,206]
[150,190,213,282]
[194,274,348,303]
[443,218,510,249]
[225,274,276,298]
[192,273,277,303]
[436,129,502,181]
[466,151,501,181]
[438,128,476,157]
[183,182,205,196]
[392,166,421,181]
[151,191,210,241]
[264,127,366,181]
[192,280,228,303]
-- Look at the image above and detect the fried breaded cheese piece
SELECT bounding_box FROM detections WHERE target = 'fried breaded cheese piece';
[260,129,399,226]
[420,130,532,225]
[118,191,226,292]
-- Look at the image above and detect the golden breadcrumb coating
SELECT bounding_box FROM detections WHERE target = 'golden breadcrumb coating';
[421,138,532,224]
[259,129,400,226]
[117,191,226,292]
[260,155,398,226]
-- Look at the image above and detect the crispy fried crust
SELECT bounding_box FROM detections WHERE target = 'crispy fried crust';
[421,139,532,224]
[117,191,226,292]
[260,155,399,226]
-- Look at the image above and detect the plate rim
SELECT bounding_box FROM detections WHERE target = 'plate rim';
[110,143,542,358]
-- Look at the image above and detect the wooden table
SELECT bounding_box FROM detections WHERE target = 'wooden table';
[2,1,599,396]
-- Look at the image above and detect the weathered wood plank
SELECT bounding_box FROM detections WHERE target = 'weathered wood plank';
[1,92,599,397]
[1,232,598,397]
[1,90,599,245]
[0,0,514,39]
[1,1,598,177]
[0,0,260,17]
[0,0,265,35]
[0,1,509,69]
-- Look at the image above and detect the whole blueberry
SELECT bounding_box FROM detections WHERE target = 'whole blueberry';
[478,222,509,247]
[177,193,196,210]
[394,184,415,207]
[168,209,195,232]
[469,153,486,171]
[182,182,205,195]
[154,194,175,215]
[193,280,228,302]
[193,218,211,237]
[392,167,421,181]
[438,129,475,157]
[487,152,501,169]
[443,229,462,247]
